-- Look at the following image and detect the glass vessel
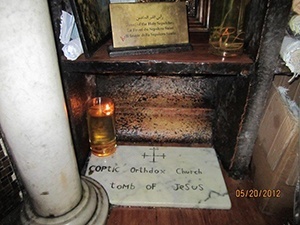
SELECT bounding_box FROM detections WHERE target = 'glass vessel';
[209,0,248,57]
[87,97,117,157]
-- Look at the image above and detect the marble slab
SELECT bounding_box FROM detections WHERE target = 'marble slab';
[85,145,231,209]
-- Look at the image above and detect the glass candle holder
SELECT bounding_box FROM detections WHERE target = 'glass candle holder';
[87,97,117,157]
[209,0,248,57]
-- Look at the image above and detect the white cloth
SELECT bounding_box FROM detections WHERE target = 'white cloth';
[59,11,83,60]
[62,38,83,61]
[280,36,300,83]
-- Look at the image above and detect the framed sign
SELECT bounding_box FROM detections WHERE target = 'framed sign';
[70,0,111,58]
[110,2,189,48]
[108,2,192,56]
[138,0,211,32]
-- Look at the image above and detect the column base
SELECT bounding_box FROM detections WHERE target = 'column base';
[20,176,109,225]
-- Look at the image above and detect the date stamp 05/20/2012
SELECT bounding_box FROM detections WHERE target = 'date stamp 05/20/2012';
[235,189,281,198]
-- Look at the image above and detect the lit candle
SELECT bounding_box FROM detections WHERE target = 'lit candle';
[87,97,117,157]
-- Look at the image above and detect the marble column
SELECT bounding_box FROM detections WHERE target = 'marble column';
[0,1,108,224]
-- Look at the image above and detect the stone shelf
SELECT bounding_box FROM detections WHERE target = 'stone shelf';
[61,40,254,76]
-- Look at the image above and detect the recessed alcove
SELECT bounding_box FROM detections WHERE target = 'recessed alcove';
[60,40,254,172]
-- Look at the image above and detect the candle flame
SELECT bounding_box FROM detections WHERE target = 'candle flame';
[104,103,113,115]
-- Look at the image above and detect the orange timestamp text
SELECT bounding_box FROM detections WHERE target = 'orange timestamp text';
[235,189,281,198]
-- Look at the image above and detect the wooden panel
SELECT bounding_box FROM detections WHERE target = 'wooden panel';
[251,82,298,216]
